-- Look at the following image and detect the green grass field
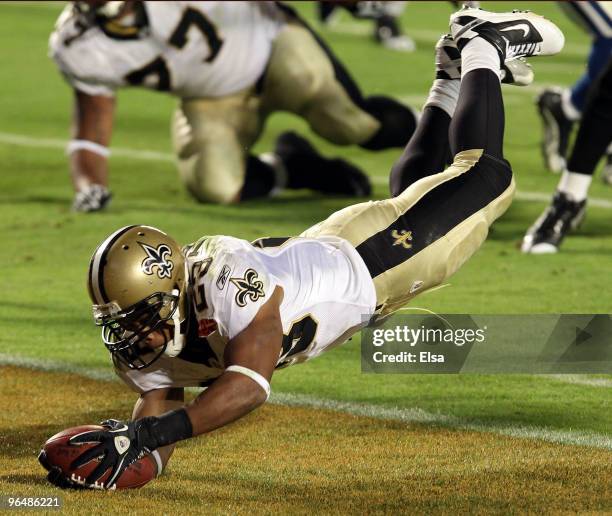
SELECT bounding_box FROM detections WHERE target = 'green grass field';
[0,1,611,513]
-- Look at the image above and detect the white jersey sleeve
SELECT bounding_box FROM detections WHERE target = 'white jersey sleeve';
[49,5,119,97]
[189,237,278,340]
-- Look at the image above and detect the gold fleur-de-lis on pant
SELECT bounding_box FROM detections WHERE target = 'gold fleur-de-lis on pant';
[391,229,413,249]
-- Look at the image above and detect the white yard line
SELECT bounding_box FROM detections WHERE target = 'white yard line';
[371,177,612,209]
[400,82,576,108]
[1,131,611,209]
[1,352,611,450]
[0,132,175,162]
[547,374,612,388]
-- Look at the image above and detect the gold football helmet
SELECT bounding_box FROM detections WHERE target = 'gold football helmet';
[87,225,186,369]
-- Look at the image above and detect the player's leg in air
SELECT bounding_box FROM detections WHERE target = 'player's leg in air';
[537,0,612,178]
[522,57,612,253]
[302,7,564,315]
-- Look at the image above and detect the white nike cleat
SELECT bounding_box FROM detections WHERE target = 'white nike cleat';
[436,33,534,86]
[435,34,462,80]
[501,57,534,86]
[450,7,565,62]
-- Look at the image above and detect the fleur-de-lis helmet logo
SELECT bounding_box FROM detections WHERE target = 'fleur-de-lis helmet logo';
[139,242,174,279]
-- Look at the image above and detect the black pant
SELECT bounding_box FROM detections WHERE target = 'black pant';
[390,69,507,196]
[567,57,612,175]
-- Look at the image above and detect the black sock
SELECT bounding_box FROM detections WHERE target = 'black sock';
[449,69,505,160]
[389,106,451,196]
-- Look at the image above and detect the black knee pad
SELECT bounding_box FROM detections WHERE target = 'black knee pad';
[359,95,418,151]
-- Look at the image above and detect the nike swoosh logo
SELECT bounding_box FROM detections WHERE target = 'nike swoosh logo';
[500,23,530,37]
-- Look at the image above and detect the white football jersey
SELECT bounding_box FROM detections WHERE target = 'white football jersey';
[49,1,285,98]
[114,235,376,393]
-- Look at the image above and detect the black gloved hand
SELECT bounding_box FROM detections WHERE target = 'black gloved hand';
[38,450,85,490]
[46,467,86,490]
[68,419,155,489]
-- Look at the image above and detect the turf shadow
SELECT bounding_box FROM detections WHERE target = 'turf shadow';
[0,472,49,487]
[1,194,70,206]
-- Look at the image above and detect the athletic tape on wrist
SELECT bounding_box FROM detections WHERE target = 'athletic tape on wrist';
[151,450,163,477]
[66,139,111,158]
[225,365,271,400]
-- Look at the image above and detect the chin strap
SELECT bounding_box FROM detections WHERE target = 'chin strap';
[163,289,185,358]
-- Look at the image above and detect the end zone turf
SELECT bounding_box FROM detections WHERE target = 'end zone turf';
[1,366,610,513]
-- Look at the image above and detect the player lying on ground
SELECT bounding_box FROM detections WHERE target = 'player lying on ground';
[49,0,419,211]
[522,55,612,253]
[48,7,564,489]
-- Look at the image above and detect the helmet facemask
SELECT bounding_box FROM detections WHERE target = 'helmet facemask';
[95,291,179,369]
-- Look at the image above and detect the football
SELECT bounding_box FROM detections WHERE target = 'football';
[39,425,157,489]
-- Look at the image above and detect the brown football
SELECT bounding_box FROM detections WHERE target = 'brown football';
[39,425,156,489]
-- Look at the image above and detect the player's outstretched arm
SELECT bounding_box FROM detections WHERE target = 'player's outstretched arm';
[185,285,284,435]
[69,90,115,199]
[68,287,284,489]
[131,387,185,474]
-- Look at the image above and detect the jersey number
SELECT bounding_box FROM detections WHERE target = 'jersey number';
[191,258,212,312]
[277,315,318,368]
[169,8,224,63]
[124,8,224,90]
[125,56,171,90]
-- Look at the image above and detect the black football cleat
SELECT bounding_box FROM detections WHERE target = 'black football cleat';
[536,88,574,173]
[521,191,586,254]
[275,131,372,197]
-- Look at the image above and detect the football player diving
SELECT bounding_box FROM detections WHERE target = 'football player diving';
[44,8,564,489]
[49,0,419,211]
